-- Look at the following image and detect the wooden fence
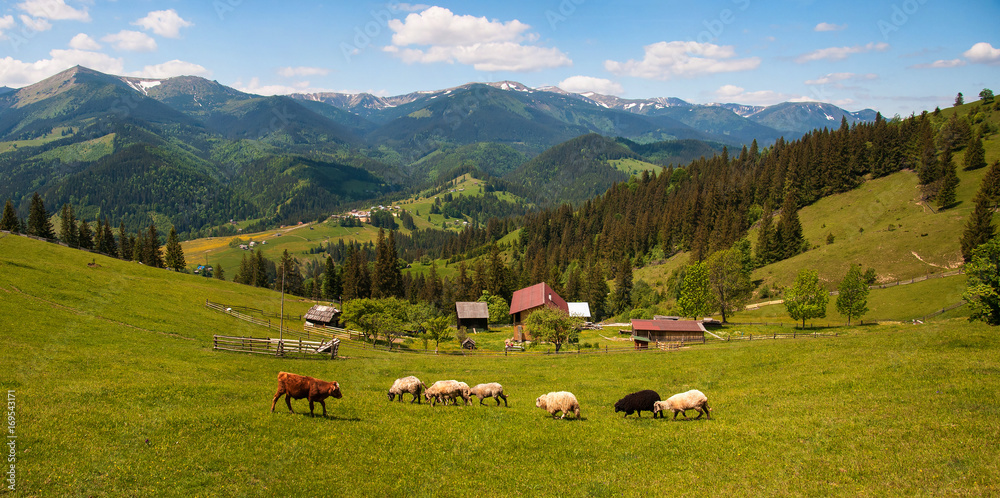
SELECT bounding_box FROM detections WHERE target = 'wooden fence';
[213,335,340,359]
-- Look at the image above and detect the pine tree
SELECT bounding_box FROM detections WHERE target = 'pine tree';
[77,219,94,250]
[955,92,964,107]
[253,249,269,288]
[118,222,131,260]
[755,205,775,267]
[836,264,870,325]
[145,224,164,268]
[0,200,18,232]
[342,245,360,301]
[27,193,55,239]
[961,191,996,262]
[778,191,805,259]
[964,135,987,171]
[101,217,117,256]
[357,251,371,299]
[164,226,186,271]
[323,255,341,300]
[564,265,583,302]
[982,160,1000,208]
[586,259,609,321]
[676,262,712,319]
[214,262,225,281]
[937,152,959,209]
[610,259,633,315]
[421,262,443,308]
[278,250,304,296]
[132,230,145,262]
[60,204,78,247]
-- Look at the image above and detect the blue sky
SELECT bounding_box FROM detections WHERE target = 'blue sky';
[1,0,997,116]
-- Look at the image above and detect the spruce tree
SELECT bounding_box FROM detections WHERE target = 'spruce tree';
[278,250,304,296]
[937,153,959,209]
[216,263,226,280]
[27,193,55,239]
[323,255,341,300]
[146,224,164,268]
[118,222,131,260]
[778,191,805,259]
[60,204,78,248]
[964,135,987,171]
[982,160,1000,208]
[371,228,391,298]
[133,230,145,262]
[836,264,870,325]
[253,249,269,288]
[755,205,775,267]
[78,219,94,250]
[961,191,996,262]
[586,259,609,321]
[101,217,117,256]
[0,200,18,232]
[610,259,633,316]
[955,92,964,107]
[164,226,186,271]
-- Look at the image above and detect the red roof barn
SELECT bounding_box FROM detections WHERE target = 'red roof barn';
[509,282,568,341]
[630,319,706,348]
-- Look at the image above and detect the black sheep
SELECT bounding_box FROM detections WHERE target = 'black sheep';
[614,390,662,418]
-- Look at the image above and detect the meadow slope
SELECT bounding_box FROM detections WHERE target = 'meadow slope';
[2,235,999,496]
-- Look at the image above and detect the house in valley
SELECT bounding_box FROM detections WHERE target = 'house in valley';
[630,319,706,349]
[509,282,568,341]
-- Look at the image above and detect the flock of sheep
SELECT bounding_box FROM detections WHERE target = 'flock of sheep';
[270,371,712,421]
[387,375,711,421]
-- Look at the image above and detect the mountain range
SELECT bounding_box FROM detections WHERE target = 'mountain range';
[0,66,879,235]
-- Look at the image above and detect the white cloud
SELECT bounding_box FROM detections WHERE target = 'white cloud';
[133,10,193,39]
[102,30,157,52]
[277,66,329,78]
[385,6,569,72]
[557,76,623,96]
[0,49,124,87]
[16,0,90,22]
[814,22,846,32]
[389,6,531,46]
[713,84,813,106]
[232,77,342,96]
[68,32,100,50]
[964,42,1000,65]
[129,60,211,79]
[804,72,877,85]
[910,59,966,69]
[19,15,52,32]
[795,42,889,63]
[605,41,760,80]
[0,16,14,38]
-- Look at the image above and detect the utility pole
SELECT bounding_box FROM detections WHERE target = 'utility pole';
[280,259,286,342]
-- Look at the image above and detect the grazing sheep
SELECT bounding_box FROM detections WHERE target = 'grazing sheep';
[424,380,471,407]
[470,383,508,407]
[653,390,711,420]
[535,391,581,419]
[614,389,661,418]
[387,376,426,404]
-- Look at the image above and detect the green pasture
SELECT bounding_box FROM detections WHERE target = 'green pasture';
[2,234,999,496]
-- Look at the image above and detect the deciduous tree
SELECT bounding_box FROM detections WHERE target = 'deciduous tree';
[677,262,712,319]
[836,265,870,325]
[524,306,582,352]
[706,247,752,323]
[784,269,829,329]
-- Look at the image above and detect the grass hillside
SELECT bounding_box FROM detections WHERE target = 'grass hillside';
[3,234,999,495]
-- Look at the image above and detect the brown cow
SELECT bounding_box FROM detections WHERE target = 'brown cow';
[270,371,342,417]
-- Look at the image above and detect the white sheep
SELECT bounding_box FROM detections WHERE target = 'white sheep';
[387,376,426,404]
[653,389,711,420]
[424,380,471,407]
[535,391,580,419]
[470,383,508,407]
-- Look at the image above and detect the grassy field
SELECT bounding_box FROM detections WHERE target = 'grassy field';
[3,234,1000,496]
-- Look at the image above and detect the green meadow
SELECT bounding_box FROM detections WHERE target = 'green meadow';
[2,234,999,496]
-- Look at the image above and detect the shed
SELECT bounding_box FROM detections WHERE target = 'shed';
[455,301,489,331]
[461,337,477,350]
[304,305,341,327]
[509,282,568,341]
[568,302,592,319]
[630,319,706,345]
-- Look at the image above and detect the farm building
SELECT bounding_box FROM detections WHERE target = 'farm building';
[509,282,568,341]
[568,302,591,319]
[455,301,489,331]
[304,305,341,328]
[630,319,706,348]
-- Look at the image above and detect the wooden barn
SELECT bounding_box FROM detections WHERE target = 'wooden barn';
[509,282,568,341]
[455,301,490,331]
[630,319,706,348]
[304,305,341,328]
